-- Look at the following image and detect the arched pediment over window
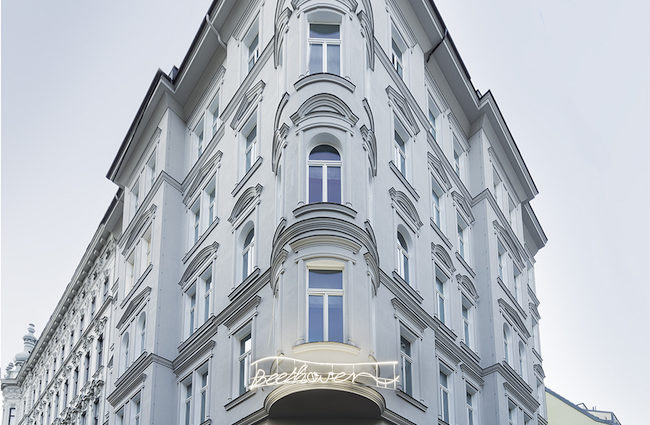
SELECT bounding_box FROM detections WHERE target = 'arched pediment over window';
[452,191,474,223]
[389,187,423,230]
[290,93,359,129]
[498,298,530,339]
[432,243,455,274]
[228,184,263,225]
[179,242,219,285]
[456,274,478,300]
[427,152,452,190]
[272,93,291,174]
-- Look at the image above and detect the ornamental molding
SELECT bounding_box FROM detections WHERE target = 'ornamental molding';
[498,298,531,339]
[493,220,525,268]
[529,302,540,320]
[292,202,357,219]
[272,93,291,174]
[432,243,455,275]
[291,0,358,13]
[116,287,151,330]
[179,242,219,286]
[386,86,420,136]
[456,274,478,300]
[290,235,362,255]
[358,0,375,70]
[183,150,223,205]
[120,204,156,255]
[389,187,423,230]
[427,152,452,190]
[533,363,546,379]
[290,93,359,129]
[392,297,427,333]
[230,80,266,130]
[222,295,262,329]
[452,191,474,223]
[360,99,377,176]
[294,73,355,93]
[273,5,292,68]
[228,184,263,225]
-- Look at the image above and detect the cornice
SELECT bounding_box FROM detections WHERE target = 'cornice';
[482,361,538,412]
[391,297,427,333]
[294,72,355,93]
[389,187,423,229]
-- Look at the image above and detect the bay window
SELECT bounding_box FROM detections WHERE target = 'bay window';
[307,269,343,343]
[308,145,341,203]
[308,23,340,75]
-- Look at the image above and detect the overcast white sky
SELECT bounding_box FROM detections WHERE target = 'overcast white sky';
[2,0,648,423]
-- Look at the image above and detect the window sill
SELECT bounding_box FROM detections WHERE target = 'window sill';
[232,156,262,197]
[182,218,220,264]
[392,271,424,304]
[224,389,256,411]
[228,267,261,301]
[396,390,427,412]
[294,72,355,93]
[293,202,357,219]
[455,251,476,278]
[430,218,452,250]
[389,161,420,201]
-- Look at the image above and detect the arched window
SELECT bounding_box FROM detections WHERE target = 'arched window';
[242,229,255,280]
[136,313,146,355]
[396,232,409,284]
[503,324,511,365]
[120,333,130,373]
[308,145,341,203]
[518,341,527,378]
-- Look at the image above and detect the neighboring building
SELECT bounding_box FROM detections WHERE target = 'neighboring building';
[546,388,622,425]
[2,0,548,424]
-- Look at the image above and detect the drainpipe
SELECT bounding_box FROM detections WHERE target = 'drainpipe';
[205,14,227,49]
[426,28,448,63]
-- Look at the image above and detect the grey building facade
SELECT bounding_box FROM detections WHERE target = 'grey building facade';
[3,1,548,424]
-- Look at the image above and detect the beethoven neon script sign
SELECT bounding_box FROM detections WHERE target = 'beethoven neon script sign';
[249,356,400,390]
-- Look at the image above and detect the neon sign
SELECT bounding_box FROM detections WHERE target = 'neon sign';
[249,356,400,390]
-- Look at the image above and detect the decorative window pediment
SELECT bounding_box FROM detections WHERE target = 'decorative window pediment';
[498,298,530,339]
[493,220,524,267]
[291,0,358,13]
[428,152,452,190]
[230,80,266,130]
[533,363,545,378]
[116,286,151,329]
[357,0,375,70]
[290,93,359,129]
[121,205,157,255]
[183,151,223,205]
[389,187,423,230]
[179,242,219,285]
[452,191,474,223]
[228,184,263,225]
[386,86,419,136]
[456,274,478,300]
[432,243,455,274]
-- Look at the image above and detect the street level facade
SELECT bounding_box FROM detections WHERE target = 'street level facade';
[2,0,548,424]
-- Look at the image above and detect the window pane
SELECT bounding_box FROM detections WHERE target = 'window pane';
[400,337,411,356]
[392,39,402,60]
[310,145,340,161]
[327,44,340,75]
[309,270,342,289]
[308,295,324,342]
[310,24,340,39]
[327,166,341,203]
[309,166,323,203]
[404,359,412,395]
[328,295,343,342]
[309,43,323,74]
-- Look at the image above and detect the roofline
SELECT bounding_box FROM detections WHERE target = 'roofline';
[106,0,222,183]
[545,387,620,425]
[14,189,123,382]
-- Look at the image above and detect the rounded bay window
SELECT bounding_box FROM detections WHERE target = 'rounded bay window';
[308,145,341,204]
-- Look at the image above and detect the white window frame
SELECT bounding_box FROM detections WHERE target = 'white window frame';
[182,375,193,425]
[208,90,220,138]
[201,267,212,323]
[396,231,410,284]
[466,386,478,425]
[243,17,260,74]
[306,264,345,343]
[189,198,201,247]
[241,228,255,281]
[393,118,409,177]
[242,115,258,175]
[461,296,474,349]
[307,145,342,204]
[431,176,444,230]
[438,362,453,423]
[308,22,341,75]
[427,93,440,143]
[457,213,470,262]
[238,330,252,396]
[131,394,141,425]
[435,272,447,324]
[391,23,407,80]
[399,328,416,396]
[186,283,197,337]
[503,323,512,365]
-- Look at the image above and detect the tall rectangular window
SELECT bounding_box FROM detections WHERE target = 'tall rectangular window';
[239,334,252,395]
[431,178,444,229]
[132,179,140,216]
[244,124,257,173]
[391,26,406,79]
[202,268,212,323]
[394,125,407,177]
[514,267,522,305]
[208,91,220,137]
[508,401,517,425]
[92,399,99,425]
[190,199,201,245]
[200,371,208,422]
[183,379,193,425]
[187,284,197,336]
[206,179,217,225]
[247,30,259,73]
[439,367,450,423]
[146,149,157,191]
[195,118,205,159]
[457,214,469,261]
[126,250,135,293]
[84,352,90,384]
[466,389,476,425]
[309,23,340,75]
[435,276,446,324]
[140,227,152,276]
[307,269,343,343]
[399,336,413,396]
[462,297,473,349]
[428,94,439,141]
[133,397,141,425]
[97,334,104,368]
[453,136,464,181]
[498,243,506,281]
